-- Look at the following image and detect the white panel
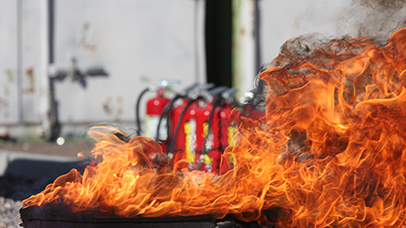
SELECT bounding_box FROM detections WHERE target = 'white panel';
[259,0,406,64]
[53,0,201,124]
[0,0,19,124]
[21,0,48,124]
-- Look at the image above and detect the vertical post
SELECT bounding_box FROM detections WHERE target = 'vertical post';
[254,0,262,72]
[232,0,256,97]
[205,0,232,88]
[48,0,54,65]
[47,0,61,140]
[193,0,207,84]
[38,0,52,138]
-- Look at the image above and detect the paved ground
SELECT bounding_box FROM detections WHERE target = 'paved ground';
[0,136,95,185]
[0,137,96,227]
[0,137,94,158]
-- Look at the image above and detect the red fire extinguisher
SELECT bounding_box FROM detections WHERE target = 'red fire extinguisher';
[183,101,201,170]
[145,87,170,139]
[135,80,179,138]
[218,103,241,174]
[195,86,228,172]
[220,104,237,149]
[219,88,239,151]
[150,83,200,156]
[191,101,211,171]
[170,97,206,170]
[169,84,215,171]
[198,102,222,172]
[170,98,192,169]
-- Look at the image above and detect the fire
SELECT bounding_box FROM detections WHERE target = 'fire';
[23,28,406,227]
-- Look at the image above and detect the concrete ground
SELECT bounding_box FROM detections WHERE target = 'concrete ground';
[0,137,94,179]
[0,137,94,158]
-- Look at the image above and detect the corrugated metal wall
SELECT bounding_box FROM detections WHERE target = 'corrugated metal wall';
[2,0,405,137]
[0,0,19,125]
[0,0,206,137]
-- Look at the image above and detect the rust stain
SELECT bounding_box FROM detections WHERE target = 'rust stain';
[103,96,113,115]
[114,96,123,122]
[0,98,9,119]
[240,28,246,36]
[81,22,98,51]
[24,67,35,94]
[103,96,124,121]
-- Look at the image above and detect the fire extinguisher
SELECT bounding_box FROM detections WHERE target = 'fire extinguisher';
[169,83,215,170]
[196,102,221,172]
[195,86,229,172]
[145,87,170,139]
[218,88,239,174]
[153,83,200,154]
[135,80,178,137]
[241,89,265,119]
[170,98,192,167]
[219,88,239,151]
[158,83,203,166]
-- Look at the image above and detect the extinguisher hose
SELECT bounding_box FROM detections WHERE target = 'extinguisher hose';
[135,87,150,135]
[168,97,201,154]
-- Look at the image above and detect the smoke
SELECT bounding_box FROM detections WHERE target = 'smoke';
[294,0,406,46]
[359,0,406,9]
[255,0,406,110]
[353,0,406,44]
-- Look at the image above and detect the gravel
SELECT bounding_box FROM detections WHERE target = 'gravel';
[0,134,101,227]
[0,196,22,228]
[0,176,55,228]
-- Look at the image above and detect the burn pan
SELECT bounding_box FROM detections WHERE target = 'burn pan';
[19,206,269,228]
[20,205,267,228]
[20,206,215,228]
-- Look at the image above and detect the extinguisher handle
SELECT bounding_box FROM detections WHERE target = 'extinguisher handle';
[242,89,257,104]
[158,80,180,88]
[221,88,238,100]
[178,83,199,97]
[204,86,229,102]
[201,83,216,91]
[188,83,215,100]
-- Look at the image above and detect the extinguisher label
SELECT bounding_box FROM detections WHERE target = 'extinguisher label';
[146,115,167,139]
[203,122,213,150]
[185,119,196,163]
[227,125,237,165]
[203,154,212,165]
[228,126,237,146]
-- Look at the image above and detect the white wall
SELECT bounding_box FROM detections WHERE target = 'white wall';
[21,0,49,125]
[0,0,19,125]
[53,0,205,124]
[5,0,405,136]
[0,0,206,136]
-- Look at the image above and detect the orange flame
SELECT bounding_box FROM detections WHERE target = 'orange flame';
[23,28,406,227]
